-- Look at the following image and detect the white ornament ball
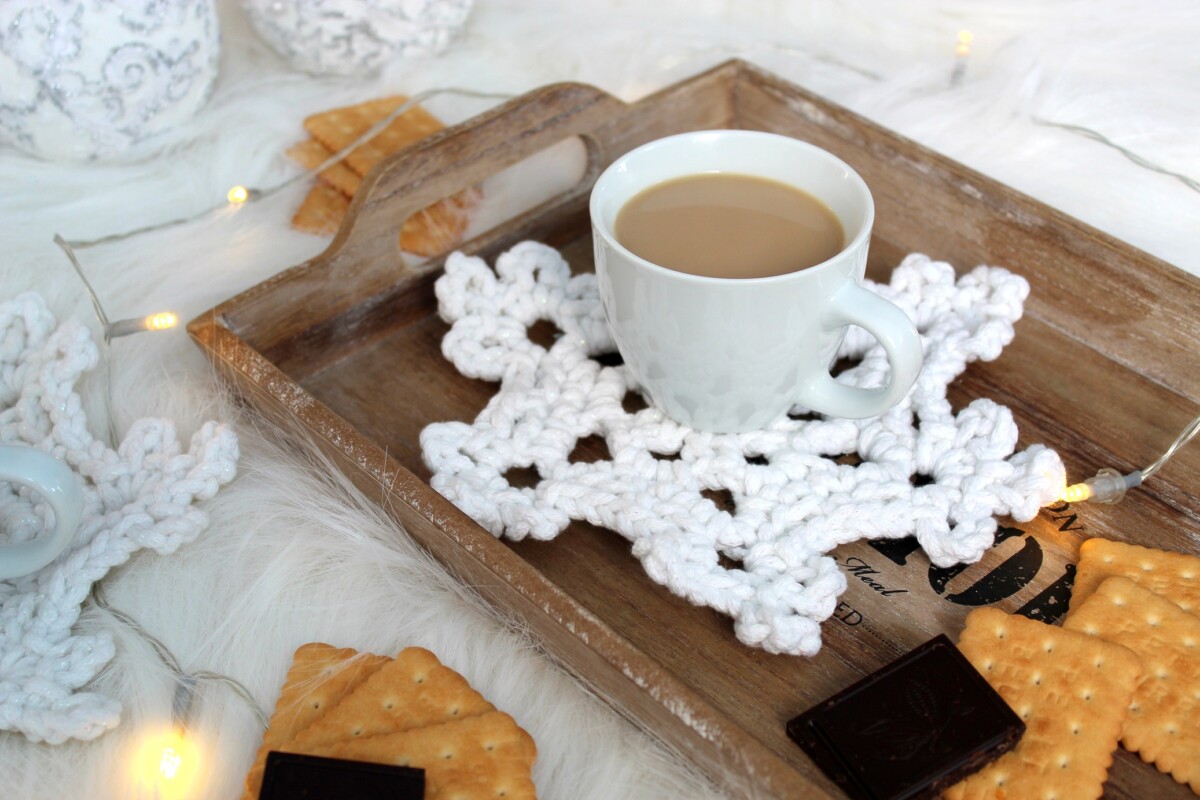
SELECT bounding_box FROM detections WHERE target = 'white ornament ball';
[242,0,474,77]
[0,0,221,163]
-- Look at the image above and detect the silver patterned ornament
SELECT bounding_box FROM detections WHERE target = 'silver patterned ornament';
[242,0,474,77]
[0,0,221,162]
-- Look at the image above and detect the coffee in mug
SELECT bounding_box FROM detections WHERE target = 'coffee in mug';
[589,130,923,433]
[614,173,844,279]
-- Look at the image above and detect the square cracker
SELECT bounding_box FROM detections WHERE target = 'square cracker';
[242,643,390,800]
[944,607,1143,800]
[290,95,481,252]
[288,645,495,750]
[286,138,362,197]
[291,183,351,238]
[301,710,537,800]
[303,96,446,178]
[1068,538,1200,618]
[288,167,477,252]
[399,187,481,257]
[1063,575,1200,793]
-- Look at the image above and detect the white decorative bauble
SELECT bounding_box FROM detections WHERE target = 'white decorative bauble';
[0,1,220,162]
[242,0,474,77]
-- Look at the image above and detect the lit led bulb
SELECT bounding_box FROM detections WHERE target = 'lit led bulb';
[146,312,178,331]
[1060,482,1093,504]
[1057,468,1139,505]
[950,30,974,86]
[105,311,178,339]
[160,744,184,780]
[132,727,201,799]
[955,30,974,57]
[227,185,250,205]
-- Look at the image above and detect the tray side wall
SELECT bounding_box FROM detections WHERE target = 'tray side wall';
[188,317,830,800]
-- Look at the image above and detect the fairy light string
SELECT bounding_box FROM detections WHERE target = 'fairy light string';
[1032,116,1200,195]
[1061,414,1200,504]
[62,86,514,251]
[32,59,1198,800]
[57,251,266,731]
[91,582,267,797]
[91,583,269,724]
[54,238,262,795]
[49,67,1200,781]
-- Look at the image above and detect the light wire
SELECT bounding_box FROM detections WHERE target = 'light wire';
[54,234,118,448]
[91,581,269,730]
[1142,413,1200,481]
[1062,413,1200,504]
[1032,116,1200,196]
[63,86,514,250]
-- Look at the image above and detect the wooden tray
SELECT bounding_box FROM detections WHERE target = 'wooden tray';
[189,60,1200,799]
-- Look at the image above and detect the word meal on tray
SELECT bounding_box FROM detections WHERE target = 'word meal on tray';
[420,241,1063,656]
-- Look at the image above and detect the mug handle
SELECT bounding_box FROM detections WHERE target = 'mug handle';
[799,284,924,420]
[0,446,83,581]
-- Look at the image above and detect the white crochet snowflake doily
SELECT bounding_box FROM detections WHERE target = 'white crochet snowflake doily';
[0,293,238,743]
[421,242,1064,657]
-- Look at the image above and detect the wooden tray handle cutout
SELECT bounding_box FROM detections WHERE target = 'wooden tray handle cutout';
[326,82,628,276]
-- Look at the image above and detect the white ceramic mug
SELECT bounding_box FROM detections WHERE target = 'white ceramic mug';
[0,445,83,580]
[589,130,923,433]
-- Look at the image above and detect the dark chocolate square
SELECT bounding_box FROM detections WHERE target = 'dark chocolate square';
[787,634,1023,800]
[259,750,425,800]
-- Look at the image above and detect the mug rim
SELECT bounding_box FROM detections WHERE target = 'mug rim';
[589,129,875,285]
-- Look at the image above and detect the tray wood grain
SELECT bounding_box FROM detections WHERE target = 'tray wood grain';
[190,60,1200,799]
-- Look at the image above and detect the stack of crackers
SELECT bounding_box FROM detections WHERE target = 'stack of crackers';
[288,96,480,254]
[946,538,1200,799]
[243,643,536,800]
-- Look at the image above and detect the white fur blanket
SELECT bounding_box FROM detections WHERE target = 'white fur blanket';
[1,1,1197,797]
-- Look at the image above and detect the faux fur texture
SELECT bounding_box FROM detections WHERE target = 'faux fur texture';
[1,1,1197,797]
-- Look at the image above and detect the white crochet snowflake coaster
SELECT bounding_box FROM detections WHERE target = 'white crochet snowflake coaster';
[0,292,238,743]
[421,242,1063,657]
